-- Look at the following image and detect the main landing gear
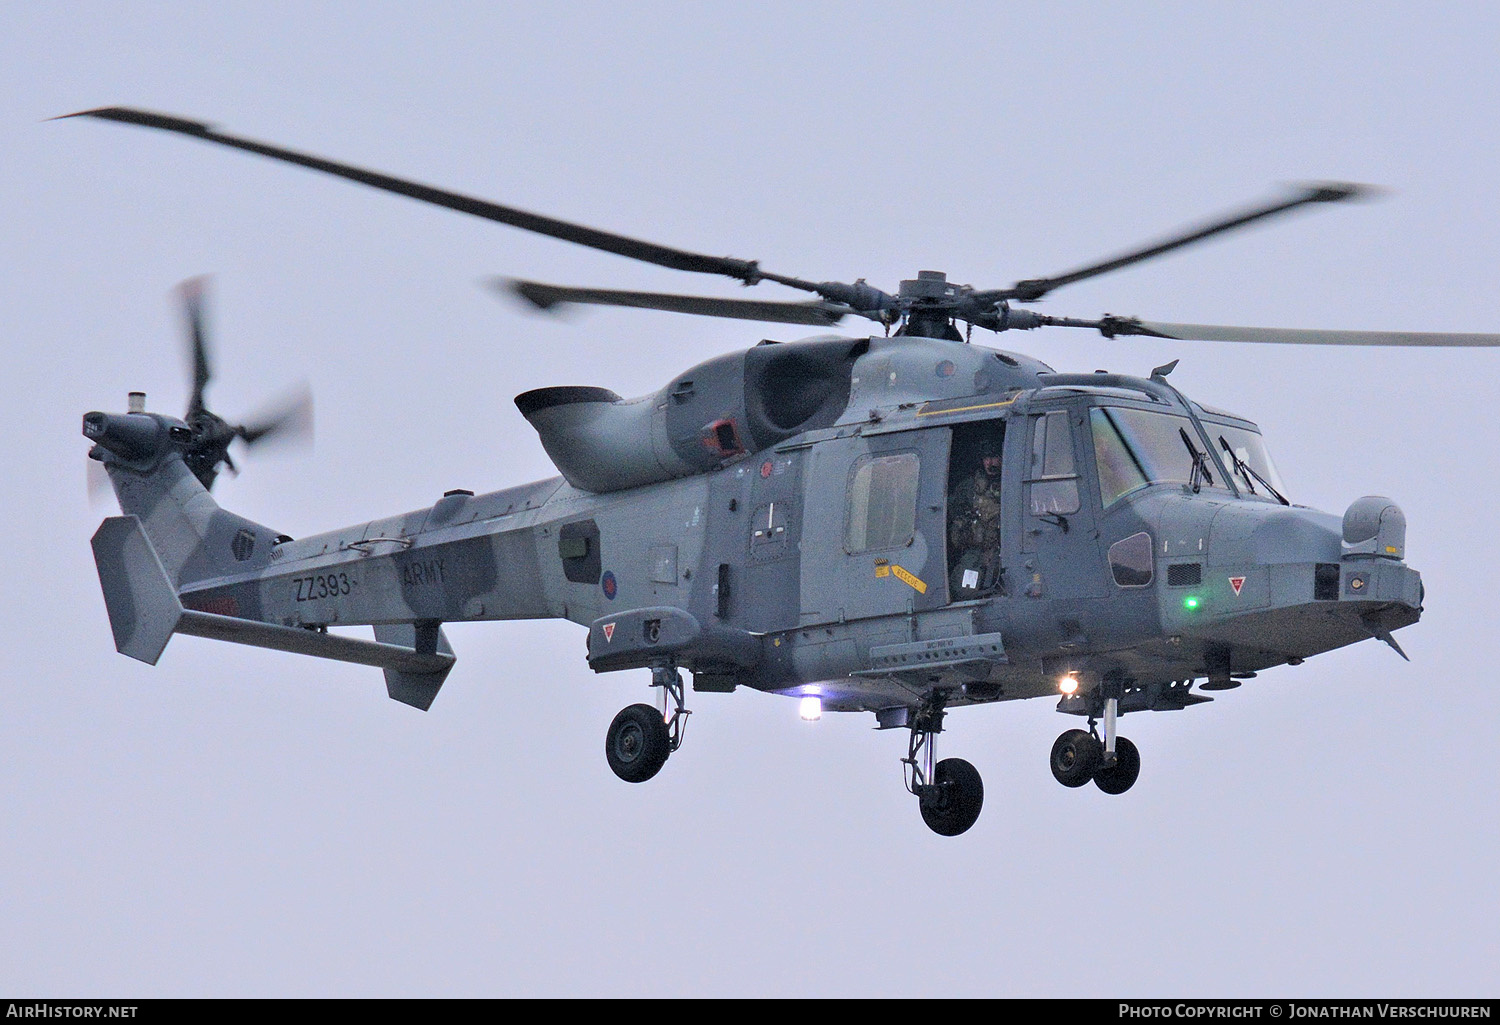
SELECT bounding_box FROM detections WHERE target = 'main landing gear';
[1049,685,1141,794]
[903,694,985,836]
[605,665,691,783]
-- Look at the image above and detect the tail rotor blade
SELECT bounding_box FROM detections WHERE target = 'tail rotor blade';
[236,384,314,448]
[86,457,112,507]
[178,275,213,419]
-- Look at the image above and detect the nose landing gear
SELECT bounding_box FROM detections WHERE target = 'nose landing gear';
[1050,686,1142,794]
[1050,728,1101,787]
[1092,736,1140,794]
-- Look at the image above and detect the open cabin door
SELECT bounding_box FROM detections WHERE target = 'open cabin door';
[798,427,951,626]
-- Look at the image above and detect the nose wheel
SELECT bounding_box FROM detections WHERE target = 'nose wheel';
[1050,728,1101,787]
[1092,736,1140,794]
[1050,685,1142,794]
[1049,728,1141,794]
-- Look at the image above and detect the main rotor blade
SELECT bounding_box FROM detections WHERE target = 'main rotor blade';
[61,107,771,285]
[179,275,212,419]
[496,278,863,326]
[982,182,1377,303]
[1118,319,1500,347]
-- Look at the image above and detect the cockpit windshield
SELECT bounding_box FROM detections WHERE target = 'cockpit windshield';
[1090,406,1287,507]
[1210,421,1287,501]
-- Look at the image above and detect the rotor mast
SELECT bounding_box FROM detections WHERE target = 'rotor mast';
[895,272,965,340]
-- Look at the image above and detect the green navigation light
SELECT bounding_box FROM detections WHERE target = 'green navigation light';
[1183,596,1201,610]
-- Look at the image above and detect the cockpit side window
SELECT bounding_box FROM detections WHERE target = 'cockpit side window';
[1092,408,1149,507]
[1027,410,1081,516]
[1108,531,1154,586]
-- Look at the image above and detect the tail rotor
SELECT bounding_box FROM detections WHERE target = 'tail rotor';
[171,277,313,491]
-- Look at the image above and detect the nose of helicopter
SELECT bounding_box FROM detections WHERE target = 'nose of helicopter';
[1167,496,1423,663]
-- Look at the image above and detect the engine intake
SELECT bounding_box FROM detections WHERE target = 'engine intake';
[516,337,866,492]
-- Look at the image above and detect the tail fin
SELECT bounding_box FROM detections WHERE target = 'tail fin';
[91,516,180,664]
[86,410,284,587]
[86,411,456,707]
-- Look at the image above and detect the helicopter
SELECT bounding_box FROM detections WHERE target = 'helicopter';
[68,107,1500,836]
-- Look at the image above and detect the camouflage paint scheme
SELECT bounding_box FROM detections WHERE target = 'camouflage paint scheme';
[87,333,1423,723]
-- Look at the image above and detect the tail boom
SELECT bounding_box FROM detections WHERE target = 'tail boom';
[92,515,455,706]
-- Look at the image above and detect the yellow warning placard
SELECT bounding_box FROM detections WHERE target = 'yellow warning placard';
[890,564,927,594]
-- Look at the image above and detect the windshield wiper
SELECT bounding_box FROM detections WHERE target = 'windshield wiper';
[1219,437,1256,496]
[1219,436,1289,505]
[1178,427,1213,493]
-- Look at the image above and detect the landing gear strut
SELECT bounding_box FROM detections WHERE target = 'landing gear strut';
[903,694,984,836]
[605,665,690,783]
[1049,683,1141,794]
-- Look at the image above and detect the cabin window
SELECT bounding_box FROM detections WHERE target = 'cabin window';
[1027,411,1080,516]
[559,519,602,584]
[1108,531,1154,587]
[845,452,920,553]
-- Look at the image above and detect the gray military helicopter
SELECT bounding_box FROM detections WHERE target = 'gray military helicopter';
[70,107,1498,836]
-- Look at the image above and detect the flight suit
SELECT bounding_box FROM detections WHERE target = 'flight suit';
[949,467,1003,596]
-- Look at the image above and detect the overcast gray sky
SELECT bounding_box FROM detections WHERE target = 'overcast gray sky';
[2,1,1496,997]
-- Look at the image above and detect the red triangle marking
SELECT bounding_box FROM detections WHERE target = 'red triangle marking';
[1229,576,1245,596]
[602,622,616,642]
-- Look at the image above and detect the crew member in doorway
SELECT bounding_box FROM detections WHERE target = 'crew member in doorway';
[949,443,1004,597]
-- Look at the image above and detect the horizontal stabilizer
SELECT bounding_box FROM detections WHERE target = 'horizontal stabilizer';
[91,516,457,698]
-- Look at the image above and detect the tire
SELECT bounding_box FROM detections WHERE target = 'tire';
[605,703,671,783]
[1050,729,1101,788]
[1093,736,1141,795]
[919,757,984,836]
